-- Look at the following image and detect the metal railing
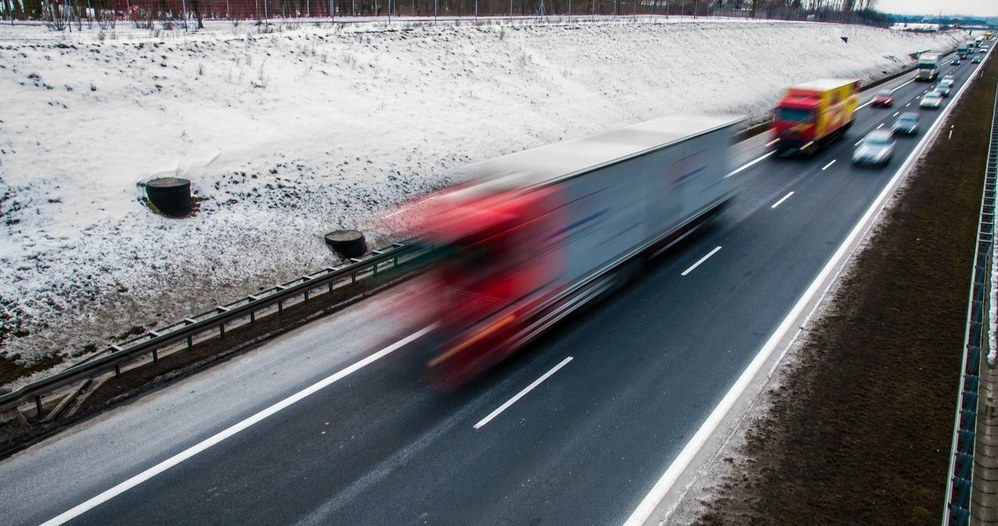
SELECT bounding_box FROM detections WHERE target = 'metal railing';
[943,63,998,526]
[0,242,426,418]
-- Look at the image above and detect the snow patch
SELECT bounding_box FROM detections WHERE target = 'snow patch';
[0,19,962,386]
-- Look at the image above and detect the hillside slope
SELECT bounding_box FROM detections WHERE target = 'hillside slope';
[0,19,962,384]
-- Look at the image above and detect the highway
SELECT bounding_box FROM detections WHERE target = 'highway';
[1,51,987,526]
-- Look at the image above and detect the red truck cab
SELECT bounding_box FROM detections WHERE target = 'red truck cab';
[417,186,564,387]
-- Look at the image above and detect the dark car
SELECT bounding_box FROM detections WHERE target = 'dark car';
[973,56,983,63]
[936,83,952,97]
[952,57,962,65]
[870,90,894,107]
[892,112,920,136]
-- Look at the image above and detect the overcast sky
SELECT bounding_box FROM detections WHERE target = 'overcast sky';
[877,0,997,17]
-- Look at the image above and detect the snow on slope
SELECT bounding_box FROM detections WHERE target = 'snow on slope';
[0,19,961,385]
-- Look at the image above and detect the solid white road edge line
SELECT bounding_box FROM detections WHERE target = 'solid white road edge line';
[40,325,436,526]
[726,151,774,179]
[889,79,915,93]
[473,356,573,430]
[622,57,974,526]
[770,191,794,209]
[821,159,836,171]
[681,246,722,276]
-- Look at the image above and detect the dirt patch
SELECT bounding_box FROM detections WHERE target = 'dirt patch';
[685,57,997,524]
[0,352,64,387]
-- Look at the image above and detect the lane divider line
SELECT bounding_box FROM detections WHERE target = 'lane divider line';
[473,356,573,430]
[681,246,722,277]
[821,160,837,171]
[39,325,437,526]
[771,191,795,209]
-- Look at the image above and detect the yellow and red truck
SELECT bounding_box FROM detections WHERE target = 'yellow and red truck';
[770,78,859,156]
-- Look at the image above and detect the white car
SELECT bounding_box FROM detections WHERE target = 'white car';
[853,130,896,166]
[920,92,944,109]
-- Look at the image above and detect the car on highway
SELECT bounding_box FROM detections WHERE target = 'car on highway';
[920,91,944,109]
[853,129,895,166]
[892,112,920,136]
[973,56,982,63]
[935,83,952,97]
[942,74,955,83]
[952,57,961,65]
[870,90,894,107]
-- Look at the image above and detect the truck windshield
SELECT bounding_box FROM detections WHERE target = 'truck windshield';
[777,108,812,123]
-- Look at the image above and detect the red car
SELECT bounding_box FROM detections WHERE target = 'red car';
[871,90,894,107]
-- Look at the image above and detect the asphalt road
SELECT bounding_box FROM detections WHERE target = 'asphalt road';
[1,51,986,526]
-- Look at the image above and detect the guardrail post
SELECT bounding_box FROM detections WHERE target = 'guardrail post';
[304,289,310,302]
[187,335,193,351]
[152,349,159,364]
[219,323,225,339]
[114,364,121,377]
[278,300,283,314]
[34,395,42,418]
[250,310,256,324]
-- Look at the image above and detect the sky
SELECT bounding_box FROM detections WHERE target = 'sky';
[877,0,998,17]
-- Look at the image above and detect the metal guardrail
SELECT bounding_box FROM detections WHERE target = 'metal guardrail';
[0,242,426,418]
[943,62,998,526]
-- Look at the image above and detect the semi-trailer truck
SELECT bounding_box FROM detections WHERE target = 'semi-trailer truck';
[915,53,941,81]
[958,44,969,58]
[770,78,858,156]
[409,115,743,387]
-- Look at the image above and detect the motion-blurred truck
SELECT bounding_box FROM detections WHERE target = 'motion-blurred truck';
[958,44,969,59]
[915,53,941,81]
[408,115,743,387]
[770,78,859,156]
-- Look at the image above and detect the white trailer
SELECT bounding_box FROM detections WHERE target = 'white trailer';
[417,114,744,385]
[916,53,941,82]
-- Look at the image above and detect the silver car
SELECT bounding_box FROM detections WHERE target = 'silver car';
[853,130,895,166]
[920,92,944,109]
